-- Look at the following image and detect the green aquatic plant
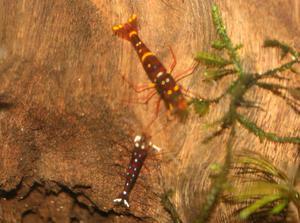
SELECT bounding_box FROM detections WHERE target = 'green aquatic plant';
[161,189,183,223]
[225,151,300,221]
[192,4,300,144]
[189,99,210,117]
[191,3,300,223]
[195,126,235,223]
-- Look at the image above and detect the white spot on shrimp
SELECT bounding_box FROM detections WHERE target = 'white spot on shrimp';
[134,158,138,163]
[166,78,170,83]
[134,135,142,143]
[141,145,145,149]
[135,143,139,147]
[124,200,130,208]
[157,72,163,78]
[113,198,122,203]
[123,191,127,195]
[152,144,161,152]
[134,168,137,171]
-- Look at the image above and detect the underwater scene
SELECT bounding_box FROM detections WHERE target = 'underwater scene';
[0,1,299,223]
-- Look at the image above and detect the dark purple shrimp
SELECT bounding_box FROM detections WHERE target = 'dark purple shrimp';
[113,134,160,208]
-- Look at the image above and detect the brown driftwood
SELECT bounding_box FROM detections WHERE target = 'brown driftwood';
[0,0,299,222]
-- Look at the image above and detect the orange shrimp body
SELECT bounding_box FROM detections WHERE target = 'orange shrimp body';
[113,15,188,118]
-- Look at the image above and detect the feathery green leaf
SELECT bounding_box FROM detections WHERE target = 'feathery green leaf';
[264,39,299,58]
[270,200,288,214]
[195,52,231,67]
[239,194,282,219]
[191,99,210,117]
[237,114,300,144]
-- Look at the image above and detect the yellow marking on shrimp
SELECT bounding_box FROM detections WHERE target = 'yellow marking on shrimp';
[167,90,173,95]
[112,26,119,31]
[148,83,156,87]
[129,14,137,23]
[129,31,137,38]
[174,85,179,91]
[169,104,174,111]
[147,64,151,68]
[141,52,154,62]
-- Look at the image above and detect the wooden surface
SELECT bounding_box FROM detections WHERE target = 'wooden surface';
[0,0,299,222]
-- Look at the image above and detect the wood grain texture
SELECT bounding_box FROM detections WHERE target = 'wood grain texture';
[0,0,299,222]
